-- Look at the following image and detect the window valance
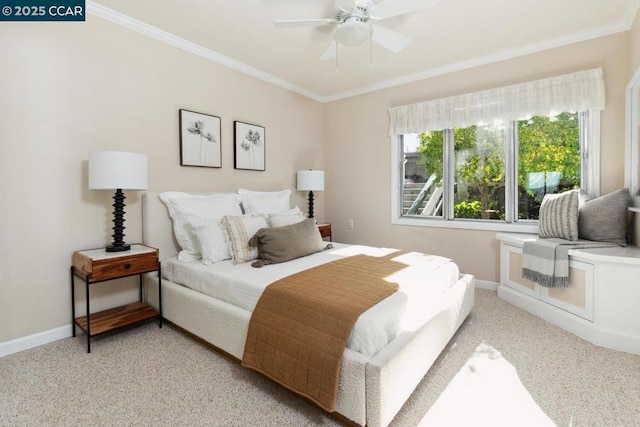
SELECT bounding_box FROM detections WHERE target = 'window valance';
[388,68,605,136]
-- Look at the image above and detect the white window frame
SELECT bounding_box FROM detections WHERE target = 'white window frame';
[390,111,600,233]
[389,68,604,233]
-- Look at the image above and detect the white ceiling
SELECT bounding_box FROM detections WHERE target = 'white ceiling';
[89,0,639,102]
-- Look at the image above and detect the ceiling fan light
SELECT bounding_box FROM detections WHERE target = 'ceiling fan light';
[334,20,369,46]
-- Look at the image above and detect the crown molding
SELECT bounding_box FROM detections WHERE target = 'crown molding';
[86,1,325,103]
[87,1,637,104]
[324,21,631,102]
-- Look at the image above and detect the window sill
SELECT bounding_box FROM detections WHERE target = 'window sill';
[392,216,539,233]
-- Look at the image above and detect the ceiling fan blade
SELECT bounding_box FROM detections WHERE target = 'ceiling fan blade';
[273,18,338,28]
[371,26,411,53]
[370,0,436,20]
[335,0,356,10]
[321,41,337,60]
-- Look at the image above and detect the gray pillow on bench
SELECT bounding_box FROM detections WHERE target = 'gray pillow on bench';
[578,188,629,246]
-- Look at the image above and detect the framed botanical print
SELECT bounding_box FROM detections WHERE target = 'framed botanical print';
[179,109,221,168]
[234,121,265,171]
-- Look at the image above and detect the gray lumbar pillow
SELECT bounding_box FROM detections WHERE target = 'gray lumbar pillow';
[538,189,579,241]
[578,188,629,246]
[249,219,324,267]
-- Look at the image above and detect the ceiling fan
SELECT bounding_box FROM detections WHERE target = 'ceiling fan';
[274,0,436,60]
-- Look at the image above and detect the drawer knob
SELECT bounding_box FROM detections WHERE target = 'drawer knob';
[124,263,131,269]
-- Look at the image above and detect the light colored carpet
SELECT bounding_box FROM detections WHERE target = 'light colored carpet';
[419,343,556,427]
[1,289,639,426]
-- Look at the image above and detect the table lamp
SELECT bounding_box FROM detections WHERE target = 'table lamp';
[297,169,324,219]
[89,151,148,252]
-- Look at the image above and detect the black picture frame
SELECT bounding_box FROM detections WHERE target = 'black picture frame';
[179,109,222,168]
[234,121,265,171]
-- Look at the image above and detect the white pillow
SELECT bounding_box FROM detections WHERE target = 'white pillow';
[190,217,230,264]
[268,207,305,227]
[221,214,269,264]
[159,192,242,262]
[238,189,291,215]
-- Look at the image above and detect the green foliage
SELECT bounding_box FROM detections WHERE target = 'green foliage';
[416,112,581,220]
[454,200,481,218]
[417,130,445,180]
[419,125,505,219]
[517,112,580,190]
[417,127,479,182]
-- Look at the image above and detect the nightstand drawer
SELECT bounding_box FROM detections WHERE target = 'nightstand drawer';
[73,246,158,282]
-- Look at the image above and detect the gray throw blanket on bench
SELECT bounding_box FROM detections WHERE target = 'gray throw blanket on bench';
[522,238,618,288]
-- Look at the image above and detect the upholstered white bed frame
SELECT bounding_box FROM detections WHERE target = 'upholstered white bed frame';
[141,191,475,427]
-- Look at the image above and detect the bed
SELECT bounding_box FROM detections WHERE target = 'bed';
[141,191,475,427]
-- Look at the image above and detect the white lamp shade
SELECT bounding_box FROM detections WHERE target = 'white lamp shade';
[89,151,148,190]
[297,170,324,192]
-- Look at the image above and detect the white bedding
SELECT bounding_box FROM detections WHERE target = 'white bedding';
[163,243,460,356]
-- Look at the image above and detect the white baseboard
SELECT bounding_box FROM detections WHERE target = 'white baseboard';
[474,279,498,291]
[497,285,596,342]
[497,285,640,355]
[594,327,640,356]
[0,278,497,358]
[0,325,73,358]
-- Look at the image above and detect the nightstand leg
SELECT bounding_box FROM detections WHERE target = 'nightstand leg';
[158,262,163,328]
[85,276,90,353]
[70,267,76,337]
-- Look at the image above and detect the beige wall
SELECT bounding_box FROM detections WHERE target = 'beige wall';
[0,17,324,343]
[1,12,638,346]
[324,32,631,283]
[631,10,640,72]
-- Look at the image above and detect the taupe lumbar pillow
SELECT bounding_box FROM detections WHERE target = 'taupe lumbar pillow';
[538,189,579,241]
[249,219,324,267]
[578,188,629,246]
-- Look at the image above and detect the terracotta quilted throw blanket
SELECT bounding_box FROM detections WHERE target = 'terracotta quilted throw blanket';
[242,253,403,412]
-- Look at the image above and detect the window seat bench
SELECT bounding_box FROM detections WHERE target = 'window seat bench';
[496,232,640,355]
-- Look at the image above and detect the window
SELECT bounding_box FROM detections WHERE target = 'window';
[389,69,604,232]
[400,112,584,227]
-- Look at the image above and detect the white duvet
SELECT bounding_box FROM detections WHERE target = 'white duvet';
[163,243,459,356]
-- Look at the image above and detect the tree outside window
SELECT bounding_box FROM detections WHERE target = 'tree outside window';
[406,112,581,221]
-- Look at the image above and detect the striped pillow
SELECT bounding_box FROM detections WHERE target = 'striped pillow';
[538,190,579,241]
[222,215,269,264]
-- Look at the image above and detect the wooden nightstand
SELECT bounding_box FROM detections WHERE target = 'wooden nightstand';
[70,244,162,353]
[317,223,332,241]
